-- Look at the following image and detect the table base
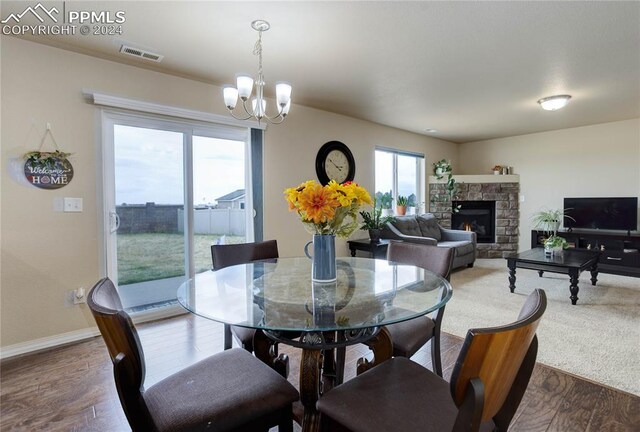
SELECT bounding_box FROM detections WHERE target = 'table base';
[257,328,392,432]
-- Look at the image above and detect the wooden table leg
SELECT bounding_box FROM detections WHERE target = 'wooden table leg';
[300,343,323,432]
[569,270,580,305]
[357,327,393,375]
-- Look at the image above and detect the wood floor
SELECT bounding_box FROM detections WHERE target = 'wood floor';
[1,314,639,431]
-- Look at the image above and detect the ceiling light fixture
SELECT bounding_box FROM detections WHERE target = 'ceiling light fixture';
[537,95,571,111]
[223,20,291,125]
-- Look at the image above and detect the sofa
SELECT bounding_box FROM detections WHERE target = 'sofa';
[381,213,477,270]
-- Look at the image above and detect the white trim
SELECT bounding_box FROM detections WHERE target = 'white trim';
[83,89,266,130]
[428,174,520,184]
[0,328,100,360]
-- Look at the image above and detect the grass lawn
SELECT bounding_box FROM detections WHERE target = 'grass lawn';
[117,233,244,285]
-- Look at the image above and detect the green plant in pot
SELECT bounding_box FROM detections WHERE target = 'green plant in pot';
[396,195,408,215]
[531,208,575,255]
[360,199,394,242]
[376,191,393,216]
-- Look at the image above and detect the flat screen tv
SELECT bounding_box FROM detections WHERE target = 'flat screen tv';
[564,197,638,231]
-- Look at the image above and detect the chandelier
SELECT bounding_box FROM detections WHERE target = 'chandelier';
[223,20,291,125]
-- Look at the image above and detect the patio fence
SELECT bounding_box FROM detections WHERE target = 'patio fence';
[116,203,245,236]
[177,208,246,235]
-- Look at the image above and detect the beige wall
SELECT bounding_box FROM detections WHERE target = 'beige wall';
[458,119,640,250]
[264,105,457,257]
[0,37,457,348]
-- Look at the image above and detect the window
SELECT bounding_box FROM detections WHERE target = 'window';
[375,148,425,213]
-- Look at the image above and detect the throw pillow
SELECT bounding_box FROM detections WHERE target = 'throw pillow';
[391,216,422,237]
[417,214,442,241]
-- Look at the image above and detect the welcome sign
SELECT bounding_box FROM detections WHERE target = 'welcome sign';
[24,152,74,189]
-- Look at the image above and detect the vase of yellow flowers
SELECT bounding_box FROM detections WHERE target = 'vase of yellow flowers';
[285,180,372,282]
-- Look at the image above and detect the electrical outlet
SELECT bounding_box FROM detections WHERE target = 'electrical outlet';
[73,287,86,304]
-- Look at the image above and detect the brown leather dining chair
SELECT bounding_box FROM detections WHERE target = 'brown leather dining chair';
[384,241,455,376]
[88,277,299,432]
[211,239,279,352]
[318,289,547,432]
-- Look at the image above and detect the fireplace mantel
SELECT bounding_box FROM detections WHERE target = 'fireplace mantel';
[428,174,520,184]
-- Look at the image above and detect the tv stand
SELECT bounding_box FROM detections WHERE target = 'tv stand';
[531,230,640,277]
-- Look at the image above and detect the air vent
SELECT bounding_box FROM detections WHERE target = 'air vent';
[119,45,164,63]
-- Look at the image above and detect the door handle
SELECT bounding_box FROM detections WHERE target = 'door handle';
[605,256,622,261]
[110,211,120,233]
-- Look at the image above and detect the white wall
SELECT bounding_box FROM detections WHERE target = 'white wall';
[458,119,640,250]
[0,37,457,348]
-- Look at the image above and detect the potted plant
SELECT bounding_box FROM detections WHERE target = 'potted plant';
[375,191,393,216]
[396,195,408,215]
[406,194,417,214]
[359,199,394,242]
[531,208,575,255]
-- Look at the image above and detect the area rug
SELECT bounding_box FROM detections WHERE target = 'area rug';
[443,258,640,395]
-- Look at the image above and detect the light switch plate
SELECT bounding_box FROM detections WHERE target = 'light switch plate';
[63,197,83,212]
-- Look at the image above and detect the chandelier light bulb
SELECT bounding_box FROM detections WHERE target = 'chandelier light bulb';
[236,75,254,100]
[276,82,292,107]
[223,86,239,109]
[537,95,572,111]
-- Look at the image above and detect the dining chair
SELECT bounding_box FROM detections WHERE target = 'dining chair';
[210,239,279,352]
[317,289,547,432]
[88,277,299,432]
[384,241,455,376]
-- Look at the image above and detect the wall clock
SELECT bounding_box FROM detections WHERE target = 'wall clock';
[315,141,356,185]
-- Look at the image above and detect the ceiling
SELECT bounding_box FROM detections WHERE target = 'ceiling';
[2,1,639,143]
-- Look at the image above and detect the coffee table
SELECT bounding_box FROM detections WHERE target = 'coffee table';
[505,248,600,305]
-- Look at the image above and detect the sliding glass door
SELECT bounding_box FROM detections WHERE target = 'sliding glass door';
[102,112,251,312]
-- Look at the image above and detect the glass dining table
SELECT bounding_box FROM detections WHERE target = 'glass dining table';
[177,256,452,432]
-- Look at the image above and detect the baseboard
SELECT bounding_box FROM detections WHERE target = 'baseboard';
[0,306,188,360]
[0,327,100,360]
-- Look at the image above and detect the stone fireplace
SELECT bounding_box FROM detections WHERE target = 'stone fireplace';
[429,175,520,258]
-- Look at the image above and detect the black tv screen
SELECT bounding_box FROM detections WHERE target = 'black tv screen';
[564,197,638,231]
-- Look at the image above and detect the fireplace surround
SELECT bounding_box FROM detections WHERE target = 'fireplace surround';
[429,175,520,258]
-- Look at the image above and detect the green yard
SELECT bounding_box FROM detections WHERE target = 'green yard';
[116,233,244,285]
